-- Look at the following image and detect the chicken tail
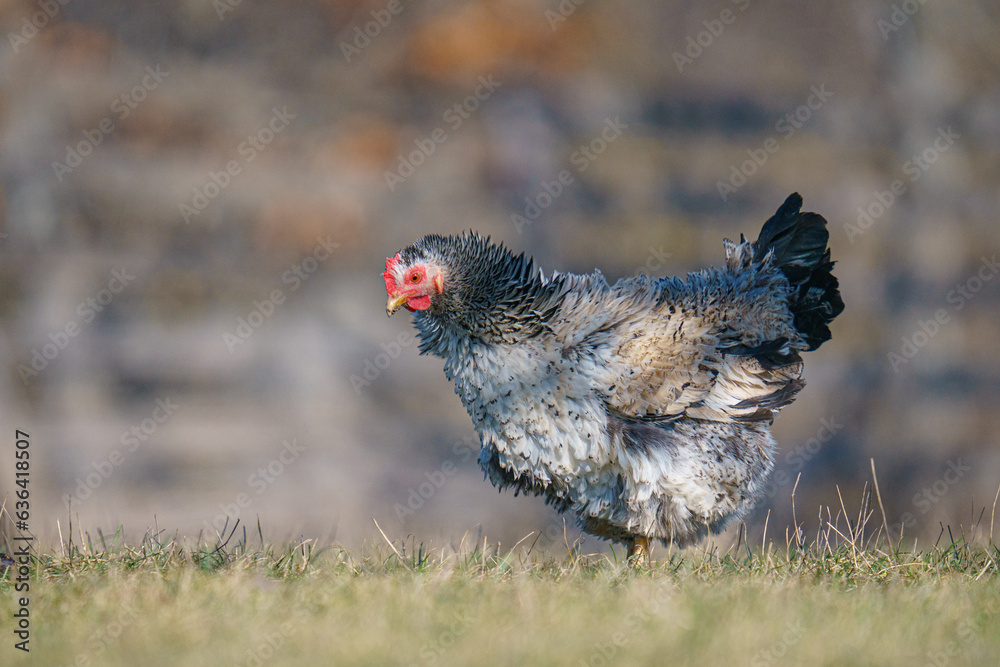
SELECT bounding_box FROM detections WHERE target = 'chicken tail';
[753,193,844,350]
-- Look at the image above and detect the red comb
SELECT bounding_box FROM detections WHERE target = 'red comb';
[383,255,401,293]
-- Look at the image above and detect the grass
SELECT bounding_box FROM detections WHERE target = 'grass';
[3,498,1000,666]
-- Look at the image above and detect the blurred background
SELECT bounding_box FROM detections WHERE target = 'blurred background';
[1,0,998,553]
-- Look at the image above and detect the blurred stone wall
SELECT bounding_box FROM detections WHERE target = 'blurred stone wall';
[1,0,998,551]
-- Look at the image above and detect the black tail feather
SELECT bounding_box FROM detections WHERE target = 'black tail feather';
[754,193,844,351]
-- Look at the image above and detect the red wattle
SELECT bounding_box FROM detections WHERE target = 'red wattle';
[406,294,432,311]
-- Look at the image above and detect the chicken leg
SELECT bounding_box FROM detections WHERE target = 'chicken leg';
[627,536,650,565]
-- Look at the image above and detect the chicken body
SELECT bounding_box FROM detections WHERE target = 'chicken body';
[385,194,843,549]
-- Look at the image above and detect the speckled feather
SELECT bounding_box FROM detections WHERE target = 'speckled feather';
[391,194,843,547]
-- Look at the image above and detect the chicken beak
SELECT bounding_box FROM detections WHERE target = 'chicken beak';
[386,294,408,317]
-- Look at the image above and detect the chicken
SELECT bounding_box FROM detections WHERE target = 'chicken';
[383,193,843,560]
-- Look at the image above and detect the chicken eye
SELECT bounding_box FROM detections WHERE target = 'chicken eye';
[409,273,420,283]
